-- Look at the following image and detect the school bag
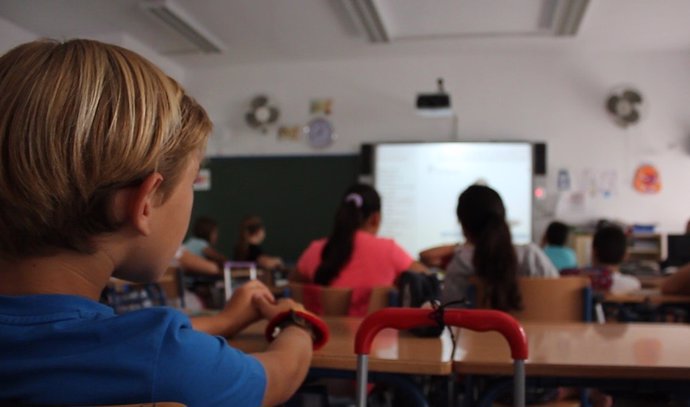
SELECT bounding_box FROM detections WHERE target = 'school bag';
[395,271,444,337]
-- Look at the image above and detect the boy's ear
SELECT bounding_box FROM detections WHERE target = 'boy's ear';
[129,172,164,236]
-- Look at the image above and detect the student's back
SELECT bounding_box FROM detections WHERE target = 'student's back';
[441,185,558,309]
[295,184,425,315]
[542,221,577,270]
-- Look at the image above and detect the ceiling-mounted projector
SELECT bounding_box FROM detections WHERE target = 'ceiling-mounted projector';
[416,78,452,117]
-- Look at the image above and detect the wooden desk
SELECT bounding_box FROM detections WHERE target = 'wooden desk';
[453,322,690,380]
[603,289,690,305]
[637,275,666,289]
[230,317,454,375]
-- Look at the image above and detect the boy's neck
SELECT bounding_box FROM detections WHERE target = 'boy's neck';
[0,250,114,300]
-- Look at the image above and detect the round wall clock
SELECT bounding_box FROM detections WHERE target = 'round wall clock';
[305,117,335,149]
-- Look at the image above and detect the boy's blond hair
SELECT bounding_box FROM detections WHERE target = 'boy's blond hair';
[0,39,211,259]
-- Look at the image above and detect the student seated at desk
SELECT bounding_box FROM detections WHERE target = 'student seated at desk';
[441,185,558,309]
[294,184,427,315]
[184,216,228,266]
[563,225,641,295]
[234,215,284,270]
[541,221,578,270]
[0,39,313,407]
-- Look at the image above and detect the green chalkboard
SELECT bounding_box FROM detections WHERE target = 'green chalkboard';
[190,155,359,262]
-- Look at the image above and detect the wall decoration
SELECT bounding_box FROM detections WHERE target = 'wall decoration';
[557,169,571,192]
[277,126,302,142]
[578,168,598,197]
[245,95,280,133]
[193,168,211,191]
[305,117,335,149]
[310,98,333,115]
[605,87,646,128]
[598,170,618,198]
[633,164,661,194]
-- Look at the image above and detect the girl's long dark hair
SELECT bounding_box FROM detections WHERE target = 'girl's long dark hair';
[314,184,381,285]
[457,185,522,311]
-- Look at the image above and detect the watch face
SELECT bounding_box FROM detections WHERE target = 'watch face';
[305,117,334,149]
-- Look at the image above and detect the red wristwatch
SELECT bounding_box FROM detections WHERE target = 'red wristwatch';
[265,309,329,350]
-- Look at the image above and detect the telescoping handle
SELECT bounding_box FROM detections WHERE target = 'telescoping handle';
[354,308,528,407]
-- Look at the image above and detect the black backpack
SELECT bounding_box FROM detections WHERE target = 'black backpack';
[396,271,444,337]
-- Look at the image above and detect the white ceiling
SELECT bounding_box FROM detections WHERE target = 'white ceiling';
[0,0,689,68]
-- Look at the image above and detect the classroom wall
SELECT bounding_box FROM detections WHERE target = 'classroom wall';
[185,49,690,235]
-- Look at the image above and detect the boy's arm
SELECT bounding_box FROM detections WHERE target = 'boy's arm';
[251,295,313,407]
[661,264,690,295]
[179,249,220,275]
[419,244,456,268]
[257,254,284,270]
[202,245,227,264]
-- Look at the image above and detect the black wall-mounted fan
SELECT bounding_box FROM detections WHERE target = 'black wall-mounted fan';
[245,95,279,133]
[606,87,645,128]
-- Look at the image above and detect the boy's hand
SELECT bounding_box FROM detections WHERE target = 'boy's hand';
[220,280,274,321]
[204,280,274,337]
[252,295,304,321]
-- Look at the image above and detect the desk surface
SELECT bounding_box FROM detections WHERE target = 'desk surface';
[229,317,455,375]
[454,322,690,380]
[637,275,666,289]
[603,288,690,305]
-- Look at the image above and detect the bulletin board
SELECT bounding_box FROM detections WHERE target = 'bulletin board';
[190,155,360,262]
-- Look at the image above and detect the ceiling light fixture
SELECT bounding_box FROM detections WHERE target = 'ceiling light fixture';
[341,0,389,43]
[537,0,591,36]
[140,0,225,53]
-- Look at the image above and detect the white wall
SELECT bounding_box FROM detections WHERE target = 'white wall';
[0,16,36,52]
[186,49,690,234]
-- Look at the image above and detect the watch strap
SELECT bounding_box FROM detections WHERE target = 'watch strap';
[265,309,330,350]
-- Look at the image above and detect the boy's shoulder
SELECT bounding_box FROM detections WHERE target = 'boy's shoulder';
[0,296,266,406]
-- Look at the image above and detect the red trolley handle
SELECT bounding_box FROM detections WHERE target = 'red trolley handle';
[354,308,528,360]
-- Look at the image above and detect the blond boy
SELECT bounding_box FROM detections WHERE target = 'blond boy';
[0,39,312,406]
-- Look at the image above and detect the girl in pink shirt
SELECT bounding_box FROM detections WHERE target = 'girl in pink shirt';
[295,184,425,315]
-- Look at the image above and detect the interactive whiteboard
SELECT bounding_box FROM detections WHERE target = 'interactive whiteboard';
[373,142,533,257]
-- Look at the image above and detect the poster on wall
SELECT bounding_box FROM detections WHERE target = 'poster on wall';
[557,169,571,192]
[574,168,618,198]
[599,170,617,198]
[633,164,661,194]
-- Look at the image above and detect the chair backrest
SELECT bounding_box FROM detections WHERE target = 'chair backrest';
[158,267,186,308]
[470,276,592,322]
[287,283,393,316]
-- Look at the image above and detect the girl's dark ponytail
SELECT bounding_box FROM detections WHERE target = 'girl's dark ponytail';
[457,185,522,311]
[473,214,522,311]
[314,184,381,285]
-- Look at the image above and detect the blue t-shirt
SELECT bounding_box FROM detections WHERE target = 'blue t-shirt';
[543,245,578,270]
[184,236,210,257]
[0,294,266,406]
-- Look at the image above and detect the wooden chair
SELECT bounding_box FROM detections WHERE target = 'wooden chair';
[469,276,592,407]
[104,268,186,313]
[287,283,393,316]
[470,276,592,322]
[157,267,186,309]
